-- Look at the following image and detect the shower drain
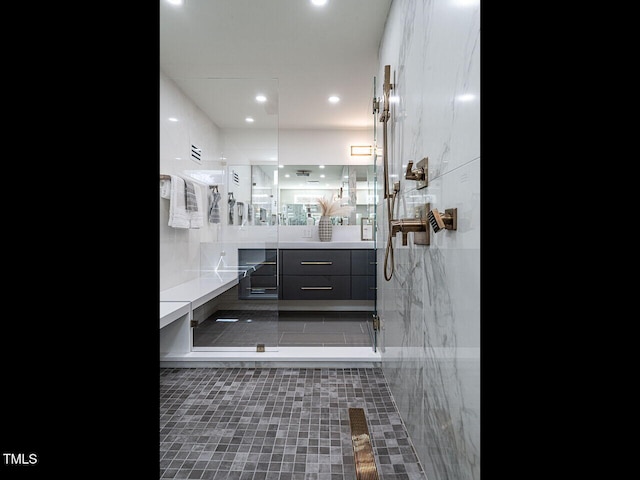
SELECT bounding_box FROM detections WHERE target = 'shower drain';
[348,408,379,480]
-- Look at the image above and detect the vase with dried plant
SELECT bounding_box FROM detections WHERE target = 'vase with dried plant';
[316,197,350,242]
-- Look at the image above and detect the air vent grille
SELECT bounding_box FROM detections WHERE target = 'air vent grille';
[191,144,202,164]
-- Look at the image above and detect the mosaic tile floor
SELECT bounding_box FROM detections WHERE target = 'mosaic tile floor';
[160,368,426,480]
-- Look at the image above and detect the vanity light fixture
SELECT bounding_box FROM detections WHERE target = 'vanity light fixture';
[255,94,267,102]
[167,0,184,6]
[319,165,325,169]
[278,165,284,168]
[311,0,328,6]
[328,96,340,104]
[351,145,372,156]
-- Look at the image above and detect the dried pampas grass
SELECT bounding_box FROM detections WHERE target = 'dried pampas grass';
[317,197,351,217]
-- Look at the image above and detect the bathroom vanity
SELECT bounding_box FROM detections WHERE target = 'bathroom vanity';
[238,242,375,301]
[280,248,375,300]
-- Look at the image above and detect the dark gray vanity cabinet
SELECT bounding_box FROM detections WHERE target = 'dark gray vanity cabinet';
[279,249,375,301]
[280,249,350,300]
[238,249,278,299]
[351,249,377,300]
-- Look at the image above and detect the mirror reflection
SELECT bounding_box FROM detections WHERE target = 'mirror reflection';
[250,164,375,226]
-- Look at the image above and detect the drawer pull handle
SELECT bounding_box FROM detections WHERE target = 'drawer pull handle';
[245,261,277,265]
[369,287,377,290]
[369,262,378,265]
[300,286,333,290]
[300,261,333,265]
[247,287,277,291]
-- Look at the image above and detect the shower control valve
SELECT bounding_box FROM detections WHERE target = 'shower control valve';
[405,157,428,189]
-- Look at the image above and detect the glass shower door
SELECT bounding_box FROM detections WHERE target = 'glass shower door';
[185,76,280,353]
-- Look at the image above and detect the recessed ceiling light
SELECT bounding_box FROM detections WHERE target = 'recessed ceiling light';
[285,174,290,178]
[245,117,254,123]
[168,117,178,122]
[452,0,479,7]
[167,0,184,6]
[311,0,328,6]
[319,165,325,169]
[328,96,340,104]
[320,174,325,178]
[278,165,284,168]
[256,94,267,102]
[456,94,476,102]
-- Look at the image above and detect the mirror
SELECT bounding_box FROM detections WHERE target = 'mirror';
[252,164,375,226]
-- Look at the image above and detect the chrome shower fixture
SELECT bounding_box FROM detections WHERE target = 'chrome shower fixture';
[405,157,428,189]
[428,208,457,233]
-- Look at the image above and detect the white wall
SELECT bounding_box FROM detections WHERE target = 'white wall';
[376,1,480,479]
[160,71,225,290]
[279,129,372,166]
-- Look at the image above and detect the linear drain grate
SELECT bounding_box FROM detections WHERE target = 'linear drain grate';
[348,408,379,480]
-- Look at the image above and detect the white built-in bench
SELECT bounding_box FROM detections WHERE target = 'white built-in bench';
[159,271,242,329]
[159,270,257,359]
[160,302,190,329]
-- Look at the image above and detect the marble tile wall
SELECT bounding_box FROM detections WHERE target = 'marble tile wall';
[376,1,480,479]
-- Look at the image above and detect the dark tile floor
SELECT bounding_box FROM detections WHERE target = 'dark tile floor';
[160,368,426,480]
[193,311,373,348]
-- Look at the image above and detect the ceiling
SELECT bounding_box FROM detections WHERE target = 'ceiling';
[159,0,392,130]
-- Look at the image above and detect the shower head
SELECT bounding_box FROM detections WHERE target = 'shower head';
[427,208,457,233]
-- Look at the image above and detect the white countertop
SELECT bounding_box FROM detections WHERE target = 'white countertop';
[277,241,374,249]
[160,301,191,329]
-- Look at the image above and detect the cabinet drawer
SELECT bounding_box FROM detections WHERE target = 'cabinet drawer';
[280,249,350,275]
[351,275,376,300]
[239,248,277,276]
[351,249,376,276]
[281,275,351,300]
[238,275,278,299]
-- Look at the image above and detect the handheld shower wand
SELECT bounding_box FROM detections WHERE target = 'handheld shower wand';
[379,65,397,281]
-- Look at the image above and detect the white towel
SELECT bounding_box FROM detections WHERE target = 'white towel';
[189,183,204,229]
[160,179,171,199]
[168,175,190,229]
